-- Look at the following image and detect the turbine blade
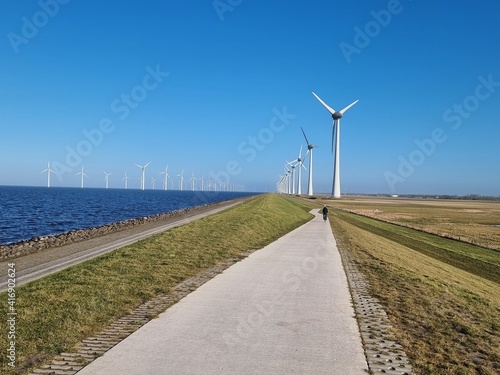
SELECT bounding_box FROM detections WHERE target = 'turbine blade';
[312,92,336,114]
[301,127,310,145]
[339,99,359,114]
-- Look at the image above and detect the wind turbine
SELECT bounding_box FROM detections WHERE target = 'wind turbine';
[123,172,129,189]
[103,171,111,189]
[135,162,150,191]
[312,92,358,198]
[41,161,54,188]
[284,165,292,194]
[151,177,156,190]
[294,146,307,195]
[301,126,318,196]
[159,165,169,191]
[190,172,195,191]
[177,170,184,191]
[76,166,88,188]
[286,160,297,195]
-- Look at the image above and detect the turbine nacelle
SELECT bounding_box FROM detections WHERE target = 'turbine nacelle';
[332,112,343,120]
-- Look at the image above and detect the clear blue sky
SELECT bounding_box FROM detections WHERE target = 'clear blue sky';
[1,0,499,195]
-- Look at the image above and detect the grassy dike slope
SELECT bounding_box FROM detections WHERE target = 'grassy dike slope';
[330,209,500,375]
[0,194,313,374]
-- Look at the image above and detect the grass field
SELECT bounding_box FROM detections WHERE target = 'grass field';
[0,194,313,375]
[306,196,500,375]
[330,196,500,251]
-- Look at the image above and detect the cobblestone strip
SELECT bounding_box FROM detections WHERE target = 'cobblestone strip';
[340,252,413,374]
[26,254,249,375]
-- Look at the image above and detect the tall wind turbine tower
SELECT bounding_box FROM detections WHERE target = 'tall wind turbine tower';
[135,162,150,191]
[123,172,129,189]
[160,165,169,191]
[41,161,54,188]
[76,166,88,188]
[190,172,195,191]
[103,171,111,189]
[286,160,297,195]
[301,127,317,196]
[312,92,358,198]
[178,170,184,191]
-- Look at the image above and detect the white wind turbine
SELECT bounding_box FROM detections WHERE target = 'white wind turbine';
[123,172,129,189]
[135,162,150,191]
[151,177,156,190]
[312,92,358,198]
[289,146,307,195]
[76,166,88,188]
[286,160,297,195]
[41,161,54,188]
[159,165,169,191]
[301,126,318,196]
[284,165,292,194]
[177,170,184,191]
[103,171,111,189]
[190,172,196,191]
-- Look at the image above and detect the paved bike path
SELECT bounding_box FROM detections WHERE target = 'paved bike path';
[77,210,368,374]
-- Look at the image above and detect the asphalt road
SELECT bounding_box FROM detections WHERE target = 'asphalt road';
[0,199,245,292]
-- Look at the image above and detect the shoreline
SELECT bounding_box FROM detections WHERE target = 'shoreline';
[0,195,258,260]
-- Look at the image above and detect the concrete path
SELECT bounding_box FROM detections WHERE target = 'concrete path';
[77,210,368,375]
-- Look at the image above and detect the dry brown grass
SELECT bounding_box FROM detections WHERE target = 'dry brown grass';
[322,196,500,250]
[290,195,500,373]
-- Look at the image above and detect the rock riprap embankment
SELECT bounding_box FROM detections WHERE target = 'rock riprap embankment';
[0,204,211,260]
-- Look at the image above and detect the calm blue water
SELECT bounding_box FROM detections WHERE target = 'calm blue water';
[0,186,258,245]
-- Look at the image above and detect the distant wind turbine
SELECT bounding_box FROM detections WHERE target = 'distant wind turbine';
[159,165,169,191]
[312,92,358,198]
[76,166,88,188]
[190,172,195,191]
[103,171,111,189]
[151,176,156,190]
[41,161,54,188]
[301,126,318,196]
[123,172,129,189]
[286,160,298,195]
[177,170,184,191]
[135,162,151,191]
[293,146,307,195]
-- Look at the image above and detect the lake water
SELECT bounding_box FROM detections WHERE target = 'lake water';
[0,186,257,245]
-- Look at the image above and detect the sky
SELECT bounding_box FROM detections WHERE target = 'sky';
[1,0,499,195]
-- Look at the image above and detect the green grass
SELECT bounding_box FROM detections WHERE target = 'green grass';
[329,209,500,375]
[0,194,313,374]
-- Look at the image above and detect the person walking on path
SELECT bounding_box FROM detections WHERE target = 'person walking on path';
[322,204,328,222]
